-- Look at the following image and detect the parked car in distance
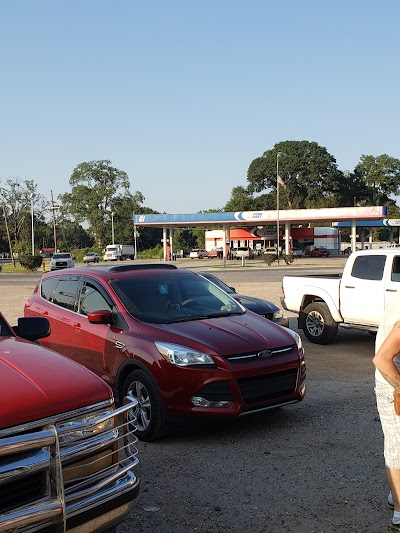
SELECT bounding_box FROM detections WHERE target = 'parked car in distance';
[207,247,223,259]
[291,248,304,257]
[83,251,100,263]
[189,249,209,259]
[0,309,139,532]
[310,247,330,257]
[199,271,288,327]
[342,246,360,255]
[50,252,75,270]
[25,264,306,442]
[234,247,254,260]
[263,247,278,257]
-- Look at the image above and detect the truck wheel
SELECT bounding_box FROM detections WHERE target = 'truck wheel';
[122,369,168,442]
[303,302,338,344]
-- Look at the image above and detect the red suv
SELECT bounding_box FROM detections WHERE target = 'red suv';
[25,264,306,441]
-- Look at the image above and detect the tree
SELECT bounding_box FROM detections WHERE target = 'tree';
[247,141,344,209]
[224,186,256,212]
[0,178,48,253]
[353,154,400,205]
[56,217,94,250]
[60,160,138,247]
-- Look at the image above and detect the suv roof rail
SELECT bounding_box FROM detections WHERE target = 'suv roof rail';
[105,263,178,273]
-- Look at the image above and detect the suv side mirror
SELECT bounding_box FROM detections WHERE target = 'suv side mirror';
[87,310,113,325]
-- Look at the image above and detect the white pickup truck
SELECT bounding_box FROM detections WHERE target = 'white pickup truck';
[281,249,400,344]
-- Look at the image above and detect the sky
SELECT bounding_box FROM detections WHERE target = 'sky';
[1,1,399,214]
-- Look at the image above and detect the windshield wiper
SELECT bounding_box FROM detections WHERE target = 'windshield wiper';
[163,311,243,324]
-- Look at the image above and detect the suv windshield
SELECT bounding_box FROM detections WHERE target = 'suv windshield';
[53,254,71,259]
[110,272,244,324]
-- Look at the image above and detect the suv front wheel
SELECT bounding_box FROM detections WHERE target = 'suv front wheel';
[122,369,168,442]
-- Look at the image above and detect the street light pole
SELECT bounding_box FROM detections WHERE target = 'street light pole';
[111,212,115,245]
[30,193,34,255]
[133,211,137,260]
[276,152,281,266]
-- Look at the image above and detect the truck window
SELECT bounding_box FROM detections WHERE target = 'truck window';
[391,256,400,282]
[351,255,386,281]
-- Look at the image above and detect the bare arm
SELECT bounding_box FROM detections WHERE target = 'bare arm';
[373,322,400,390]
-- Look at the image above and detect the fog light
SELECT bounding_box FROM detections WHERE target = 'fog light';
[191,396,232,408]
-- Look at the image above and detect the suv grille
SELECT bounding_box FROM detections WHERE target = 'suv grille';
[225,345,295,363]
[238,368,298,404]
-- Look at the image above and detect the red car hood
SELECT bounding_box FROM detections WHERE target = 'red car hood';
[140,312,295,354]
[0,337,111,430]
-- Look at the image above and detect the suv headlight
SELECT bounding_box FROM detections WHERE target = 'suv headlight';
[285,329,304,355]
[155,341,215,366]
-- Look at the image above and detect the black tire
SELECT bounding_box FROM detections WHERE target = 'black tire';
[122,369,168,442]
[302,301,338,344]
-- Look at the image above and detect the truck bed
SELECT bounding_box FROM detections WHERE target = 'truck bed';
[284,273,342,280]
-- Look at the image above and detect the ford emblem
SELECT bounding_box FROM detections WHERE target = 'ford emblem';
[258,350,272,358]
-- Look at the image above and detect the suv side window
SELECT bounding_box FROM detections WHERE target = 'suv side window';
[41,277,60,301]
[351,255,386,281]
[78,281,113,316]
[52,277,80,311]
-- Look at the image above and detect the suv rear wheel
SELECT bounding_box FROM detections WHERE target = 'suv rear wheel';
[122,369,168,442]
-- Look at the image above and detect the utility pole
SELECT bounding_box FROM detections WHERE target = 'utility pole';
[50,190,59,252]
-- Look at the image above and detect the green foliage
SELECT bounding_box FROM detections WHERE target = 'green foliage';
[172,228,198,252]
[0,178,48,248]
[137,244,163,259]
[354,154,400,205]
[262,253,276,266]
[71,247,103,263]
[247,140,343,210]
[60,160,136,247]
[282,253,294,265]
[57,220,94,250]
[19,254,43,271]
[224,186,255,211]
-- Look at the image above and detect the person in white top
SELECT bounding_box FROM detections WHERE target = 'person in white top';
[373,291,400,532]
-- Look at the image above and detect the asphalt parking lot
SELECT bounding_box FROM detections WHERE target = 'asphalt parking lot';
[0,258,390,532]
